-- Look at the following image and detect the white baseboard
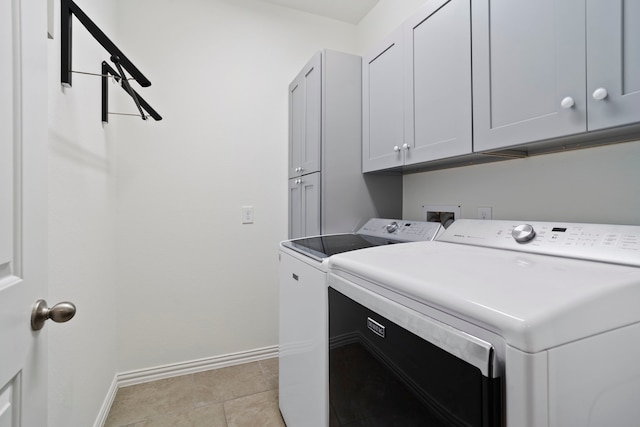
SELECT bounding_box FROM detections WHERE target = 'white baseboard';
[117,345,279,387]
[93,375,118,427]
[94,345,279,426]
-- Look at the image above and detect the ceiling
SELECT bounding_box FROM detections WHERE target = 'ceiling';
[258,0,380,24]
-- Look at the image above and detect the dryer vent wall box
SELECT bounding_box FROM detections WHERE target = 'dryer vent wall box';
[423,204,461,228]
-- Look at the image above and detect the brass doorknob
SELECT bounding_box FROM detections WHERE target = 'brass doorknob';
[31,299,77,331]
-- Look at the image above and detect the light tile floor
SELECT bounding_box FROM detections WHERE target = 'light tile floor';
[104,358,285,427]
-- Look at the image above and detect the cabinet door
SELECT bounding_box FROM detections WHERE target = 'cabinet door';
[587,0,640,130]
[300,172,321,237]
[288,173,321,239]
[404,0,472,164]
[472,0,587,152]
[289,52,321,178]
[362,28,405,172]
[288,178,302,239]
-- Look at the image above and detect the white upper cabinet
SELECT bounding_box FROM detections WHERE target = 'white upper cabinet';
[403,0,472,164]
[363,0,472,173]
[586,0,640,131]
[289,52,321,178]
[472,0,587,152]
[362,28,405,172]
[473,0,640,152]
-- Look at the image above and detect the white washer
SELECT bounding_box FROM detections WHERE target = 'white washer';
[327,219,640,426]
[278,218,441,427]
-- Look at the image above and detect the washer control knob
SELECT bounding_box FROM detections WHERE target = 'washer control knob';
[512,224,536,243]
[386,221,399,234]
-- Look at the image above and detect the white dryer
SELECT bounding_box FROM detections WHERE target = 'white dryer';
[278,218,441,427]
[327,219,640,426]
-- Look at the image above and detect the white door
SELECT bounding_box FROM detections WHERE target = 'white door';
[0,1,48,426]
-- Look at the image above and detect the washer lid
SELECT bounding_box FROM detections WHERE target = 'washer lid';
[281,233,384,261]
[281,218,441,261]
[328,241,640,353]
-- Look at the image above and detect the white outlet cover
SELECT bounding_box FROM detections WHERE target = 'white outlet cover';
[241,206,254,224]
[477,207,493,220]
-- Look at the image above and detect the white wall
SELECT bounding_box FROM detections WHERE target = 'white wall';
[47,0,119,426]
[403,141,640,225]
[112,0,359,372]
[355,0,426,54]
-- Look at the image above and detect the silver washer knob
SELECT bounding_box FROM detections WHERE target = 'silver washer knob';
[512,224,536,243]
[386,221,399,233]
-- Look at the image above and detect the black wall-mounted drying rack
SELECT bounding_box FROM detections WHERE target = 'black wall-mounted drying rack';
[61,0,162,122]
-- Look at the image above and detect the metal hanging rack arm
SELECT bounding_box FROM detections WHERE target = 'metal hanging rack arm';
[111,56,147,120]
[61,0,151,88]
[102,62,163,122]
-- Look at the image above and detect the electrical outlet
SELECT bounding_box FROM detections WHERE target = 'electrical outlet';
[477,207,492,220]
[241,206,254,224]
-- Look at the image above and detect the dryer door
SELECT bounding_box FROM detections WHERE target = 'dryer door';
[328,277,503,426]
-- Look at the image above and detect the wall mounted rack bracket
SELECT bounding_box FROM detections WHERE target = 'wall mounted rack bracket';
[61,0,149,87]
[61,0,162,122]
[102,60,162,123]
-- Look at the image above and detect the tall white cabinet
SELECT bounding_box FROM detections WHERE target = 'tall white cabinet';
[288,50,401,239]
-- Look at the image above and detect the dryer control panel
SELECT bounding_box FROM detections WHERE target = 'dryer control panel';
[439,219,640,267]
[357,218,441,242]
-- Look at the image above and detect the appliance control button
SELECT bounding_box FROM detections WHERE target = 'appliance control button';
[386,221,399,233]
[512,224,536,243]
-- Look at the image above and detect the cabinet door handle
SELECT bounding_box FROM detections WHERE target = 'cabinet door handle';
[592,88,608,101]
[393,145,401,152]
[402,143,410,150]
[560,96,575,109]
